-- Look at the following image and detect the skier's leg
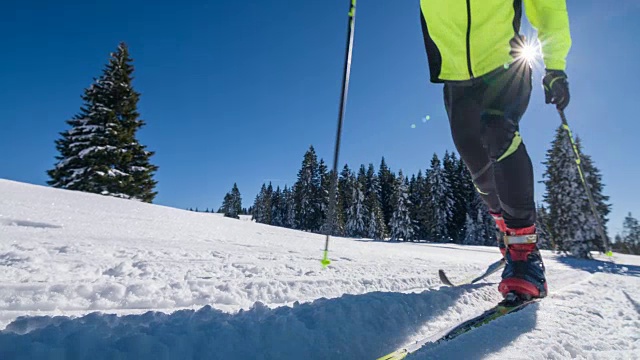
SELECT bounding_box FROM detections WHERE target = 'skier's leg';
[444,83,507,255]
[480,63,546,299]
[443,83,501,214]
[479,64,535,228]
[444,84,506,256]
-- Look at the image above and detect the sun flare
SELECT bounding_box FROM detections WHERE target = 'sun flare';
[520,43,538,62]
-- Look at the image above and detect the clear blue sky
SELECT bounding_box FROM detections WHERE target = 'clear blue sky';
[1,0,638,236]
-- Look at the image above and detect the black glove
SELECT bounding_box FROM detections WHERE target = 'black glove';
[543,70,570,110]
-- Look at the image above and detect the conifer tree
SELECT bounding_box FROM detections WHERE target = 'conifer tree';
[578,141,611,251]
[622,213,640,254]
[543,127,610,258]
[220,183,242,219]
[252,183,272,224]
[294,146,323,232]
[443,151,465,242]
[331,165,353,237]
[363,164,386,239]
[48,43,157,201]
[409,171,429,240]
[345,170,366,238]
[536,205,554,250]
[390,171,414,241]
[318,160,332,234]
[462,214,478,245]
[282,185,296,229]
[426,154,454,242]
[271,187,284,227]
[378,157,396,230]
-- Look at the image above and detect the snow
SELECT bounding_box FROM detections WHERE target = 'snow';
[0,179,638,359]
[78,146,117,158]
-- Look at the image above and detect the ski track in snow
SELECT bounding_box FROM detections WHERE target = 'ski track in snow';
[0,179,638,359]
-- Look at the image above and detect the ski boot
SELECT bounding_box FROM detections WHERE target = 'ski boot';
[498,225,547,300]
[490,212,507,257]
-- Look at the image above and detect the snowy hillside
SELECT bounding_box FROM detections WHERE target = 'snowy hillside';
[0,179,638,359]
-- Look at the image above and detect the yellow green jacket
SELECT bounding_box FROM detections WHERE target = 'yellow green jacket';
[419,0,571,83]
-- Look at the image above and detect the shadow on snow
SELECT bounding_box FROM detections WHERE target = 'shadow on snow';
[623,291,640,316]
[0,284,497,360]
[555,255,640,278]
[352,239,501,256]
[410,302,539,359]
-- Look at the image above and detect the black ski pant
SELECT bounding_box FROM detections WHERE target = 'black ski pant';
[444,63,535,229]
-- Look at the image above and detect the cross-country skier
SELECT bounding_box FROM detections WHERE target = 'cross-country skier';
[418,0,571,299]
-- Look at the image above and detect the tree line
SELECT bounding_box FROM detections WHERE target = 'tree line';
[250,146,503,246]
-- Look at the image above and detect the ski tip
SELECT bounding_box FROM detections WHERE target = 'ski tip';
[438,269,454,287]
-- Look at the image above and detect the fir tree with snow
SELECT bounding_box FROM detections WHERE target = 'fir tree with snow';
[345,171,366,238]
[425,154,454,242]
[363,164,386,240]
[390,171,414,241]
[408,171,428,240]
[443,151,466,242]
[621,213,640,254]
[293,146,323,232]
[318,160,332,234]
[462,213,479,245]
[220,183,242,219]
[334,165,355,237]
[282,185,296,229]
[48,43,157,202]
[377,157,396,231]
[542,127,610,258]
[578,140,611,251]
[252,183,272,224]
[536,205,554,250]
[271,187,284,227]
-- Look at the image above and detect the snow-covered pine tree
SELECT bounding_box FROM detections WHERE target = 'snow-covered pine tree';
[282,185,296,229]
[426,154,454,242]
[271,186,283,227]
[378,157,396,231]
[536,205,554,250]
[221,183,242,219]
[345,170,366,238]
[294,146,323,232]
[390,171,414,241]
[543,126,610,258]
[48,43,157,202]
[462,213,478,245]
[265,183,274,224]
[338,165,353,234]
[318,160,330,231]
[409,171,428,240]
[622,213,640,254]
[251,183,272,224]
[363,164,386,240]
[443,151,465,242]
[578,139,611,252]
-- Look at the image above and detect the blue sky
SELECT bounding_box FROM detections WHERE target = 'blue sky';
[1,0,638,236]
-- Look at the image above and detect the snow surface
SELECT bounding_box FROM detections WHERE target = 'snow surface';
[0,179,638,359]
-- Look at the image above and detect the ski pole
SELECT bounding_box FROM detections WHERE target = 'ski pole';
[557,109,612,256]
[322,0,357,268]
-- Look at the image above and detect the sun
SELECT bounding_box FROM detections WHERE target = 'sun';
[513,37,541,65]
[520,43,538,63]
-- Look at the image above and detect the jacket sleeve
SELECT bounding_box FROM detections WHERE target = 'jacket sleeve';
[523,0,572,71]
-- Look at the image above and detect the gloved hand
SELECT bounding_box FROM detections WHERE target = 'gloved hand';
[543,70,570,110]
